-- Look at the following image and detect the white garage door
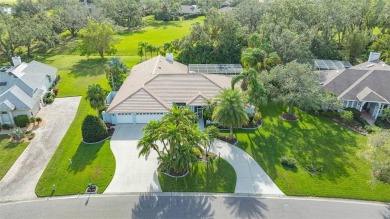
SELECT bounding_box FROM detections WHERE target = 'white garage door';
[117,113,133,124]
[135,113,164,123]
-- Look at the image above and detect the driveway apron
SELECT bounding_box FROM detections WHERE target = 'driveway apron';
[104,124,161,194]
[0,97,81,202]
[211,140,285,195]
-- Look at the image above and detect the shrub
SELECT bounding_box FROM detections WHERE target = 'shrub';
[26,131,35,140]
[36,117,42,124]
[14,115,30,128]
[53,88,59,96]
[305,163,323,174]
[340,110,353,123]
[2,124,10,130]
[358,117,370,127]
[81,115,108,143]
[43,92,55,104]
[319,110,339,117]
[253,111,262,123]
[29,116,36,124]
[344,107,361,120]
[365,125,375,133]
[373,167,390,183]
[280,156,297,168]
[9,127,26,141]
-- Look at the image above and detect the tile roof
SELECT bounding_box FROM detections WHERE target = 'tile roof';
[323,61,390,103]
[106,56,233,113]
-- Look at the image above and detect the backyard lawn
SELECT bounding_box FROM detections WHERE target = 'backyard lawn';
[159,159,236,193]
[0,135,29,180]
[35,17,202,196]
[230,103,390,202]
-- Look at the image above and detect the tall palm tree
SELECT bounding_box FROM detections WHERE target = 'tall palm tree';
[138,42,147,61]
[86,84,108,115]
[213,89,249,139]
[231,68,258,91]
[105,57,129,91]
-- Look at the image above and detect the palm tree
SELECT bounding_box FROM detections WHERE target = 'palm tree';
[241,48,266,72]
[203,125,219,159]
[231,68,258,91]
[146,44,154,58]
[105,57,129,91]
[202,98,215,124]
[138,42,146,61]
[213,89,249,139]
[86,84,108,115]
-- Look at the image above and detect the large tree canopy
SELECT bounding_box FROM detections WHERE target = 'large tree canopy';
[264,62,338,116]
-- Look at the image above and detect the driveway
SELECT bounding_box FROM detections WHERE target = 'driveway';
[104,124,161,194]
[211,140,284,195]
[0,97,81,202]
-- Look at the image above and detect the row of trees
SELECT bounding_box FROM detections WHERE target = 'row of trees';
[137,41,179,61]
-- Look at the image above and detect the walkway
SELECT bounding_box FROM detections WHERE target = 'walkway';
[361,111,375,125]
[0,97,81,202]
[104,124,161,194]
[210,140,284,195]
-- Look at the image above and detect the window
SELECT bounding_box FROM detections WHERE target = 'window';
[173,102,186,107]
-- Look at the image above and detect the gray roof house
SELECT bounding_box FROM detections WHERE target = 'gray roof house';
[103,55,240,125]
[0,57,57,126]
[322,56,390,123]
[180,5,202,15]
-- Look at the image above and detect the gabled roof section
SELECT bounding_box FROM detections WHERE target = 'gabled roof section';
[186,92,208,106]
[18,61,57,91]
[0,100,15,111]
[356,87,388,103]
[323,69,368,96]
[107,88,169,113]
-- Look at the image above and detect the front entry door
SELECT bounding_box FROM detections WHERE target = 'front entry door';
[1,112,11,124]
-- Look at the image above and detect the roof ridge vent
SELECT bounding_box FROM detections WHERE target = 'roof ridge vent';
[366,64,374,68]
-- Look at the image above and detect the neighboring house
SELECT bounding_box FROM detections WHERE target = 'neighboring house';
[180,5,201,15]
[0,57,57,126]
[103,55,242,125]
[322,54,390,120]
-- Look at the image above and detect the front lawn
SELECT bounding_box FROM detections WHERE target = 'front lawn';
[159,159,236,193]
[232,103,390,202]
[0,135,29,180]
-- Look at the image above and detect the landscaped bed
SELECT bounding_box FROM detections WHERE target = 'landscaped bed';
[158,159,236,193]
[0,135,29,180]
[223,103,390,202]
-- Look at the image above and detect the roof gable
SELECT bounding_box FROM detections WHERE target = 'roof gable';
[107,88,169,113]
[0,100,15,111]
[186,93,208,106]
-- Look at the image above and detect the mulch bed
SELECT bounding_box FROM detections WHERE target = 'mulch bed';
[280,113,299,121]
[242,120,262,128]
[217,135,237,145]
[321,115,367,135]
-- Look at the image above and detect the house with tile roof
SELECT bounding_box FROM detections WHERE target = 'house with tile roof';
[0,57,57,126]
[103,55,240,125]
[322,57,390,122]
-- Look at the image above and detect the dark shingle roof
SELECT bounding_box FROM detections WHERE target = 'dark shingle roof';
[323,69,367,95]
[180,5,201,14]
[341,70,390,102]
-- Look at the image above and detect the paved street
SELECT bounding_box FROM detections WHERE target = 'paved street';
[0,97,81,202]
[0,194,388,219]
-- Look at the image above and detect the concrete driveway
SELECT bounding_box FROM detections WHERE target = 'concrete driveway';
[0,97,81,202]
[211,140,284,195]
[104,124,161,194]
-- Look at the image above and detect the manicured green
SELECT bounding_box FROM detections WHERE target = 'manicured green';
[230,103,390,202]
[159,159,236,193]
[115,16,204,56]
[0,135,29,180]
[0,0,16,4]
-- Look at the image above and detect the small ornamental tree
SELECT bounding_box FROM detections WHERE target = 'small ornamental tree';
[81,115,108,143]
[340,110,354,124]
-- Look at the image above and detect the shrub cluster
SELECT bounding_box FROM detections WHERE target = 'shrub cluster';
[340,110,353,123]
[305,163,323,174]
[280,156,297,168]
[13,115,30,128]
[43,92,55,104]
[344,107,361,120]
[319,110,339,117]
[81,115,108,143]
[9,127,26,141]
[2,124,10,130]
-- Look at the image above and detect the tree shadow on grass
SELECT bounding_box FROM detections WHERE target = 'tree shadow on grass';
[69,141,106,173]
[4,141,23,150]
[235,102,360,182]
[224,197,268,219]
[69,58,106,78]
[132,194,215,219]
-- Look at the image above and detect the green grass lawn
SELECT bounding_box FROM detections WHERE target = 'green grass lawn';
[159,159,236,193]
[230,103,390,202]
[35,17,201,196]
[0,135,29,180]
